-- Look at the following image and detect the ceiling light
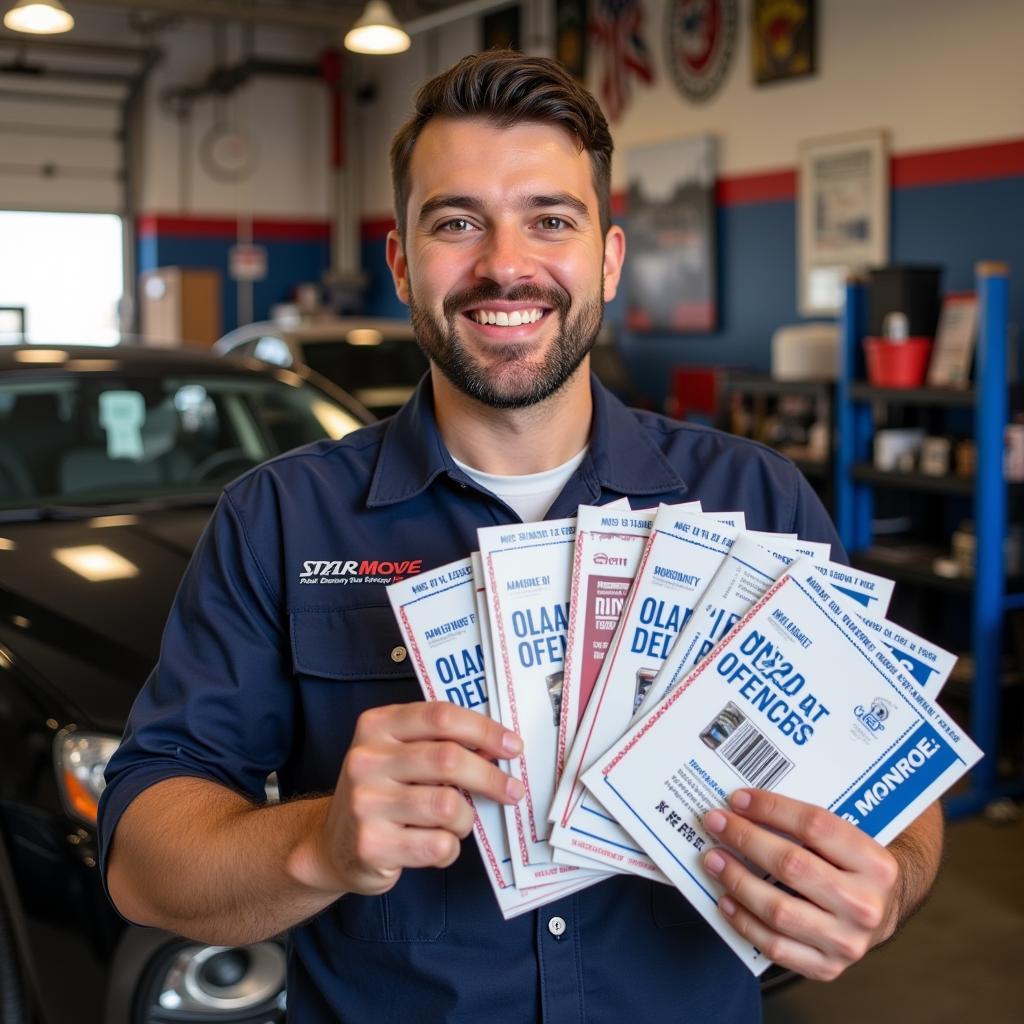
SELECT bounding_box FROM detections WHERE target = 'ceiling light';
[344,0,410,55]
[3,0,75,34]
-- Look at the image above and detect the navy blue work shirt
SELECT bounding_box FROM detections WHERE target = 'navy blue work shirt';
[99,375,844,1024]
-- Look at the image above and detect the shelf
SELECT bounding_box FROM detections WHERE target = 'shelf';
[838,268,1020,819]
[722,374,832,399]
[851,546,973,593]
[851,544,1024,596]
[850,464,975,496]
[849,382,977,407]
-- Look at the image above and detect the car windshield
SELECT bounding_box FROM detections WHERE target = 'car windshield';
[0,371,365,510]
[297,338,429,415]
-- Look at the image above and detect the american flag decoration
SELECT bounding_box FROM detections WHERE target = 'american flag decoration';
[590,0,656,122]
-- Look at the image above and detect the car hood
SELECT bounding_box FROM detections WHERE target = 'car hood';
[0,507,212,731]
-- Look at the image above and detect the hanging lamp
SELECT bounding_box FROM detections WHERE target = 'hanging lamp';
[344,0,410,55]
[3,0,74,34]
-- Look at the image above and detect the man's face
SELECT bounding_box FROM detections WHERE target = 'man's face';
[386,117,624,409]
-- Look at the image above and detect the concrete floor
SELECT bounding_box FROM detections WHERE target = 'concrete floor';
[763,812,1024,1024]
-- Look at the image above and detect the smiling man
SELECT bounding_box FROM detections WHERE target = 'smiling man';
[99,52,942,1023]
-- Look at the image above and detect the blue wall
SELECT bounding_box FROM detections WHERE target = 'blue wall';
[138,231,331,336]
[361,173,1024,408]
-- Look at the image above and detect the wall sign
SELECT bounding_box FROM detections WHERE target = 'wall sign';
[752,0,816,85]
[798,129,890,316]
[625,136,718,333]
[665,0,738,103]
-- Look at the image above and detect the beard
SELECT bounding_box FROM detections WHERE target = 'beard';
[408,278,604,410]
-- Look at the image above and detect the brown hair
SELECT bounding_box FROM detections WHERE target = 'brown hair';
[389,50,614,239]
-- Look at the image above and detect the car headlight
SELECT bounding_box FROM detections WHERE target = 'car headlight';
[54,729,120,826]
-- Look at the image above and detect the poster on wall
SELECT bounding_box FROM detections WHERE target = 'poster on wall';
[752,0,815,85]
[556,0,587,80]
[798,129,889,316]
[590,0,656,122]
[625,136,718,333]
[665,0,738,103]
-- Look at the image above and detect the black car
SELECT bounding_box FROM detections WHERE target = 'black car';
[0,345,373,1023]
[213,316,429,418]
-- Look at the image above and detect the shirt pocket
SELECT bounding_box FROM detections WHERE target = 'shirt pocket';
[290,603,414,682]
[289,604,447,942]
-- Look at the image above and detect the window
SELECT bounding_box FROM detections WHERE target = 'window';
[0,211,123,346]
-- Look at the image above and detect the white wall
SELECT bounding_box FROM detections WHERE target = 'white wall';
[356,0,1024,217]
[138,20,330,218]
[2,0,1020,222]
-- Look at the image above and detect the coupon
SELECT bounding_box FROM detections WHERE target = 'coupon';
[582,559,981,974]
[549,507,741,876]
[635,534,830,716]
[471,551,612,890]
[388,557,602,915]
[557,501,702,793]
[478,517,611,888]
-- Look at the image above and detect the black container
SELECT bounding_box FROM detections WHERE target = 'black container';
[868,265,944,338]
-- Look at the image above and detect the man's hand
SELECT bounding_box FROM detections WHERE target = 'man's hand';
[290,702,524,898]
[700,789,936,981]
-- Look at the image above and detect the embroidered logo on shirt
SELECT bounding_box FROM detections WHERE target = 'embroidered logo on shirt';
[299,559,423,586]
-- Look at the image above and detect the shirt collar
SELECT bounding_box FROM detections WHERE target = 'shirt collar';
[366,373,688,508]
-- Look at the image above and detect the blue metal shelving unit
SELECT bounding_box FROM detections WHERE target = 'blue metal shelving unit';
[835,262,1022,818]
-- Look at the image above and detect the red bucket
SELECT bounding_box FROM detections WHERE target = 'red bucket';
[863,337,933,388]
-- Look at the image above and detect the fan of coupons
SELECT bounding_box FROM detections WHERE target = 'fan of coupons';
[387,503,981,973]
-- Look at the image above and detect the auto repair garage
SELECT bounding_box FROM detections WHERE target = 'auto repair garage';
[0,2,1021,1022]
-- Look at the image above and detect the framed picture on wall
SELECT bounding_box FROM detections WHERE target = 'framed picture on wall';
[798,129,889,316]
[752,0,815,85]
[625,136,718,333]
[555,0,587,80]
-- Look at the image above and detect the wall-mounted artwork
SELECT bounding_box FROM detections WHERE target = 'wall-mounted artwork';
[626,136,718,333]
[590,0,656,121]
[665,0,738,103]
[555,0,587,80]
[752,0,816,85]
[798,129,889,316]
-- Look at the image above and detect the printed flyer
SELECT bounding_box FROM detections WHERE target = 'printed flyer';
[478,517,610,888]
[582,559,981,973]
[558,503,701,792]
[550,507,741,875]
[388,557,599,915]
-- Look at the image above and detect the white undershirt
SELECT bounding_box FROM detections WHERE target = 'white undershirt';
[453,447,589,523]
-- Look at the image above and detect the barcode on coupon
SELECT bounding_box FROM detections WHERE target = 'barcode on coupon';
[717,720,793,789]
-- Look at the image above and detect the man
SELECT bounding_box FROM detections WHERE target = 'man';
[100,52,942,1022]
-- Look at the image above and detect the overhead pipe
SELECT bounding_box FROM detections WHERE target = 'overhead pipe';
[67,0,519,36]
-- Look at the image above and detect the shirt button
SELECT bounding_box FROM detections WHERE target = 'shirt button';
[547,916,566,938]
[390,646,407,663]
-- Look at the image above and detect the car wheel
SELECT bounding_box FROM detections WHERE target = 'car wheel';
[0,900,27,1024]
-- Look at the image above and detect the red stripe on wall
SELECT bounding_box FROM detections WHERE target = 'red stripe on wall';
[891,138,1024,188]
[138,215,330,242]
[138,136,1024,243]
[716,169,796,206]
[362,216,396,241]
